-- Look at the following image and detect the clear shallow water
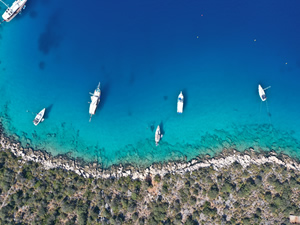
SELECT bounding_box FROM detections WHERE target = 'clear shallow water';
[0,0,300,167]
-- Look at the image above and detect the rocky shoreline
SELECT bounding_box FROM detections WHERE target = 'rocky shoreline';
[1,126,300,180]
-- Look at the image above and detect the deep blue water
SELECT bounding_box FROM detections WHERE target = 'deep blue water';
[0,0,300,167]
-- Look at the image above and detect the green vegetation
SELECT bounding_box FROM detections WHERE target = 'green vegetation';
[0,149,300,224]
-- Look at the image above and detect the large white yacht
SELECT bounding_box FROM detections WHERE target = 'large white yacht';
[33,108,45,126]
[89,82,101,122]
[155,125,163,146]
[1,0,27,22]
[177,91,184,113]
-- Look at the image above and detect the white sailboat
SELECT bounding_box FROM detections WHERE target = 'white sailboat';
[89,82,101,122]
[258,84,270,101]
[177,91,184,113]
[1,0,27,22]
[33,108,45,126]
[155,125,163,146]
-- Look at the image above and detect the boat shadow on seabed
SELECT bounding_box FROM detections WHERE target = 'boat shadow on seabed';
[159,121,165,137]
[97,83,110,112]
[43,104,53,119]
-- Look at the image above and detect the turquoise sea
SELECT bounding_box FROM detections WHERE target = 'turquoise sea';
[0,0,300,167]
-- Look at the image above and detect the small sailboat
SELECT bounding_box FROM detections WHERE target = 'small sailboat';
[1,0,27,22]
[155,125,163,146]
[33,108,45,126]
[89,82,101,122]
[177,91,184,113]
[258,84,271,101]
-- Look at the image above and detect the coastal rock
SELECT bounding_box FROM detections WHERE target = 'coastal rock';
[1,129,300,181]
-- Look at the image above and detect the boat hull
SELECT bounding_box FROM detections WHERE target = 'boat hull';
[2,0,27,22]
[258,85,266,101]
[155,125,161,145]
[33,108,45,126]
[177,92,184,113]
[89,83,101,121]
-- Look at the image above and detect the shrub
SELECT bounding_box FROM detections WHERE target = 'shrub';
[273,180,283,193]
[148,216,158,225]
[203,201,211,208]
[139,217,145,225]
[61,201,76,213]
[255,175,262,186]
[131,192,138,201]
[208,184,219,199]
[242,170,250,178]
[192,187,198,196]
[273,194,287,211]
[202,205,217,217]
[264,191,272,201]
[128,201,136,212]
[111,198,119,212]
[185,181,190,188]
[0,181,10,192]
[132,212,139,221]
[256,208,262,217]
[221,180,234,193]
[206,176,214,185]
[179,188,189,203]
[290,177,299,189]
[232,162,242,170]
[270,203,277,213]
[102,208,111,218]
[189,196,197,205]
[192,210,199,219]
[173,199,181,213]
[242,217,251,225]
[237,183,253,198]
[90,206,99,220]
[184,216,197,225]
[154,175,161,183]
[175,213,182,223]
[121,198,128,209]
[150,202,169,222]
[145,175,152,187]
[121,185,128,192]
[162,183,169,194]
[132,179,141,191]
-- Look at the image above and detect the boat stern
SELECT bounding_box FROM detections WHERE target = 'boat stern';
[258,84,267,101]
[2,11,10,21]
[177,102,183,113]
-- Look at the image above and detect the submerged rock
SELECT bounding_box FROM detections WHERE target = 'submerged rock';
[1,121,300,180]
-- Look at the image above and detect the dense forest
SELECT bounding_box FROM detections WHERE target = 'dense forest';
[0,148,299,224]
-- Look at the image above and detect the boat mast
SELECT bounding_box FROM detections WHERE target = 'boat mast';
[0,0,9,8]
